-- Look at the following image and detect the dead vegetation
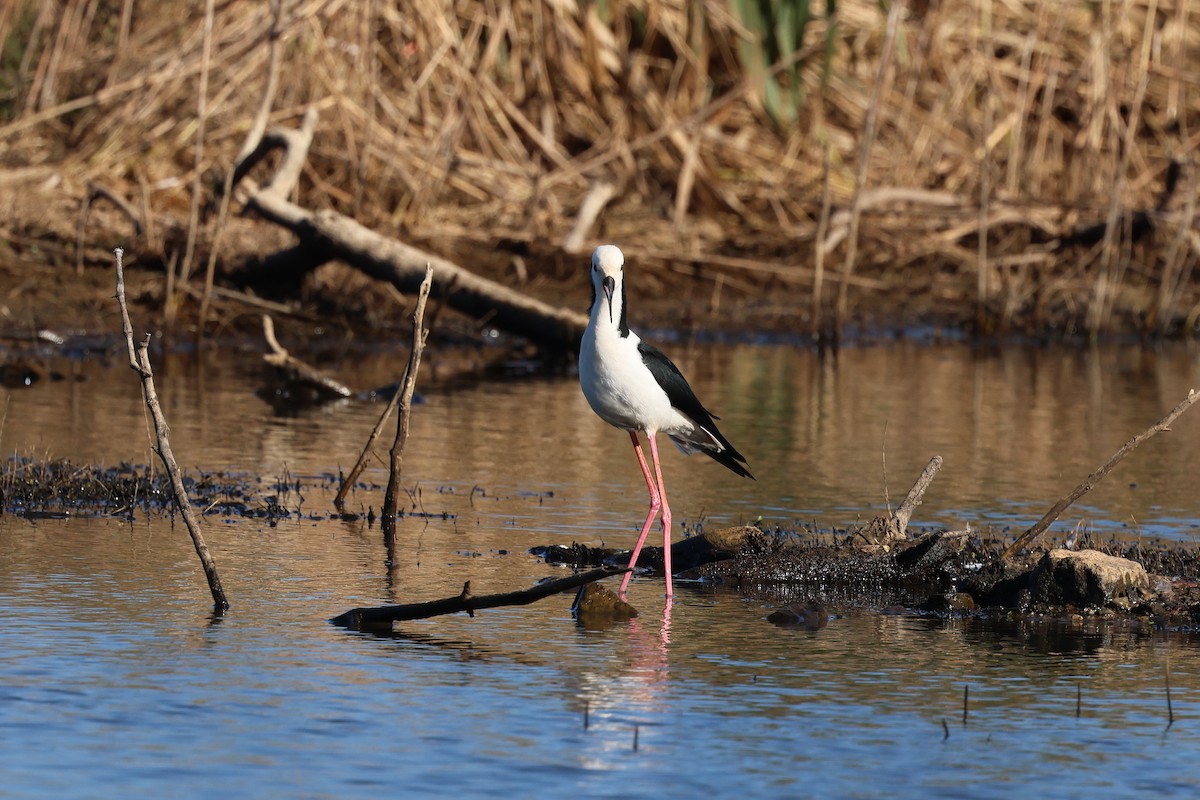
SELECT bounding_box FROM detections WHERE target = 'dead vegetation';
[1,1,1199,338]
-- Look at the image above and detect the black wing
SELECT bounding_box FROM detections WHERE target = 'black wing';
[637,340,754,479]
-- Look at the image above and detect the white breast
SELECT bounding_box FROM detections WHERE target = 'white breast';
[579,326,678,436]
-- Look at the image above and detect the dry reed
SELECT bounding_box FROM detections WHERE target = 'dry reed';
[1,0,1198,336]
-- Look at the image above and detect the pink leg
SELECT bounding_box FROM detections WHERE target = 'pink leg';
[619,431,661,597]
[647,434,673,598]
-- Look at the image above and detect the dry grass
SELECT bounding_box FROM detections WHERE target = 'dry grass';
[1,0,1199,337]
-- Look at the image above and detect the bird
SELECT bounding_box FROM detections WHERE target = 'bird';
[578,244,753,598]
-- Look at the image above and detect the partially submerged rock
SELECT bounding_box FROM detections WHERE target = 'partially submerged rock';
[766,600,829,630]
[571,582,638,624]
[1030,549,1150,610]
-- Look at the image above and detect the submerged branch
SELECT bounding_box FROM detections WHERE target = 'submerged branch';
[330,567,630,629]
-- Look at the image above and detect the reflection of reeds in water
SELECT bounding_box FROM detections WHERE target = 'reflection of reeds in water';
[1,1,1198,335]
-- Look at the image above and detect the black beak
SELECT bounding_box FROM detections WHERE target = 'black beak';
[602,276,615,324]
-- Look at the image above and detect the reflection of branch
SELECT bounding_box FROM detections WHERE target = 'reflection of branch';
[114,248,229,612]
[330,567,630,629]
[1001,389,1199,559]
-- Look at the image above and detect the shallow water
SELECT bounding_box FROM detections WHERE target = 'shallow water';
[2,340,1200,797]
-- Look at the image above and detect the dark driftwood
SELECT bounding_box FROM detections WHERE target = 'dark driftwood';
[234,108,587,351]
[1001,388,1199,559]
[115,248,229,613]
[330,567,630,629]
[261,314,352,400]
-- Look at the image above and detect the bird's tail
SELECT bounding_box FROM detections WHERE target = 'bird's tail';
[669,431,754,479]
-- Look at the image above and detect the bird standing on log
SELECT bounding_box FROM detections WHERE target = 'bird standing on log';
[578,245,753,597]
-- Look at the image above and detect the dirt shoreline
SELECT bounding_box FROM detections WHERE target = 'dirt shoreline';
[5,457,1199,629]
[0,244,1105,359]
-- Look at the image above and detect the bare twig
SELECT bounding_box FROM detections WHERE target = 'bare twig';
[329,566,630,629]
[1001,389,1200,559]
[332,268,440,509]
[380,265,434,539]
[114,248,229,612]
[858,455,943,546]
[895,455,944,534]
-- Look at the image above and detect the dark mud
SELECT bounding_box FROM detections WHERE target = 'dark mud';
[0,457,450,525]
[6,456,1200,629]
[536,525,1200,631]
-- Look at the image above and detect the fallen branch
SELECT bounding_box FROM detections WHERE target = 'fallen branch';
[1001,388,1200,559]
[261,314,352,401]
[235,108,587,351]
[114,248,229,613]
[329,566,631,629]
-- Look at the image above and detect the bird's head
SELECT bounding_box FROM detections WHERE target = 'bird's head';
[590,245,624,325]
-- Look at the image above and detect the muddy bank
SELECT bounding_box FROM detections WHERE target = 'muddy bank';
[0,457,423,525]
[6,454,1200,627]
[535,525,1200,631]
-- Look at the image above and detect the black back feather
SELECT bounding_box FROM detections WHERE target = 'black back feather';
[637,340,753,479]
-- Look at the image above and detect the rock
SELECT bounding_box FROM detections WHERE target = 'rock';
[766,600,828,630]
[1030,549,1149,608]
[921,591,977,613]
[571,582,637,625]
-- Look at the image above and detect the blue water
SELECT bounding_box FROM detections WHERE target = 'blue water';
[2,341,1200,797]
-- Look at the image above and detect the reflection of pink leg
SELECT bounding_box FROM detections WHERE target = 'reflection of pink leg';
[647,434,673,598]
[619,431,661,597]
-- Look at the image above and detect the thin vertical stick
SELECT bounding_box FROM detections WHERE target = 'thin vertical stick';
[200,0,283,337]
[381,266,435,542]
[180,0,215,291]
[114,248,229,613]
[835,0,903,339]
[812,140,832,341]
[976,0,994,328]
[1166,647,1175,729]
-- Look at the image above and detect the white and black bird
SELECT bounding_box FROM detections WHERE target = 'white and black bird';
[579,244,753,598]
